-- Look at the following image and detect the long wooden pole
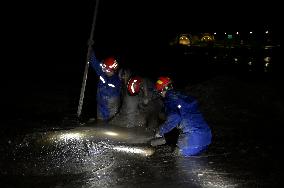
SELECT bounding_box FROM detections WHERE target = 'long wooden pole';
[77,0,100,118]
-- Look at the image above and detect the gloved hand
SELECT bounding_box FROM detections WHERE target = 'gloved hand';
[155,132,162,138]
[151,132,166,146]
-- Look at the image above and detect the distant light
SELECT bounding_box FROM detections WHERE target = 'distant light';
[201,35,213,42]
[104,131,118,136]
[265,30,269,34]
[224,32,227,35]
[265,62,269,67]
[214,32,217,35]
[248,61,252,66]
[234,58,238,62]
[178,35,190,45]
[249,31,253,34]
[236,32,239,35]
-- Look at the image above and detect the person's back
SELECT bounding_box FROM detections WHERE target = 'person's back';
[138,78,163,131]
[165,90,212,149]
[109,76,162,130]
[155,76,212,157]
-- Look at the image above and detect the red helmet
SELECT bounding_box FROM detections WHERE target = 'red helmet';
[155,76,172,92]
[127,76,142,95]
[101,57,118,72]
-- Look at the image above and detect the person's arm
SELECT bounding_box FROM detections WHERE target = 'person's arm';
[158,113,181,135]
[142,79,151,105]
[89,50,103,75]
[119,69,131,85]
[143,79,149,98]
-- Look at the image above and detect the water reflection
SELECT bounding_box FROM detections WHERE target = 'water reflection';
[0,125,154,177]
[174,156,237,188]
[182,44,278,74]
[0,125,264,187]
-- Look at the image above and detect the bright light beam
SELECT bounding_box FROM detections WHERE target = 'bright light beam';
[104,131,119,136]
[59,132,83,141]
[113,146,154,157]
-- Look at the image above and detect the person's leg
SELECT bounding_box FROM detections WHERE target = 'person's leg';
[180,145,208,157]
[96,104,104,121]
[177,133,208,157]
[175,133,189,156]
[107,96,121,120]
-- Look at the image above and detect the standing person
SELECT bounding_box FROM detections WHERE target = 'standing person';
[154,76,212,157]
[109,74,162,130]
[89,50,122,121]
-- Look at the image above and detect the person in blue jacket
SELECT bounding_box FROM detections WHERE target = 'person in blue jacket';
[154,76,212,157]
[89,51,123,121]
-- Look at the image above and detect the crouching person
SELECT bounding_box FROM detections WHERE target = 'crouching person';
[154,76,212,157]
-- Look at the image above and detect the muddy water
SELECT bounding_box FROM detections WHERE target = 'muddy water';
[0,122,281,187]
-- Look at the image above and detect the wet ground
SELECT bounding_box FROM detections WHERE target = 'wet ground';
[0,118,282,188]
[1,45,282,187]
[1,76,283,188]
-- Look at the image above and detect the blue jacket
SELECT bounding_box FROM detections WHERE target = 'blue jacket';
[89,51,122,120]
[159,90,212,147]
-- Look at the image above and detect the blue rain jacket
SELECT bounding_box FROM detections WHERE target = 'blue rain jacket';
[89,51,122,120]
[159,90,212,155]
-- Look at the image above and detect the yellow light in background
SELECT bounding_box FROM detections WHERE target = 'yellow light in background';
[179,35,191,46]
[200,33,214,42]
[201,36,213,42]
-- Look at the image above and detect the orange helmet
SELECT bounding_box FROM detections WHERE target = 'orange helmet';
[127,76,142,95]
[101,57,118,72]
[155,76,172,92]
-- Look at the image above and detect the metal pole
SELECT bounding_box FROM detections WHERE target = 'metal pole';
[77,0,100,118]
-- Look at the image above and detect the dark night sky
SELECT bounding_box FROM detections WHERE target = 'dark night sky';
[0,0,281,121]
[1,0,280,85]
